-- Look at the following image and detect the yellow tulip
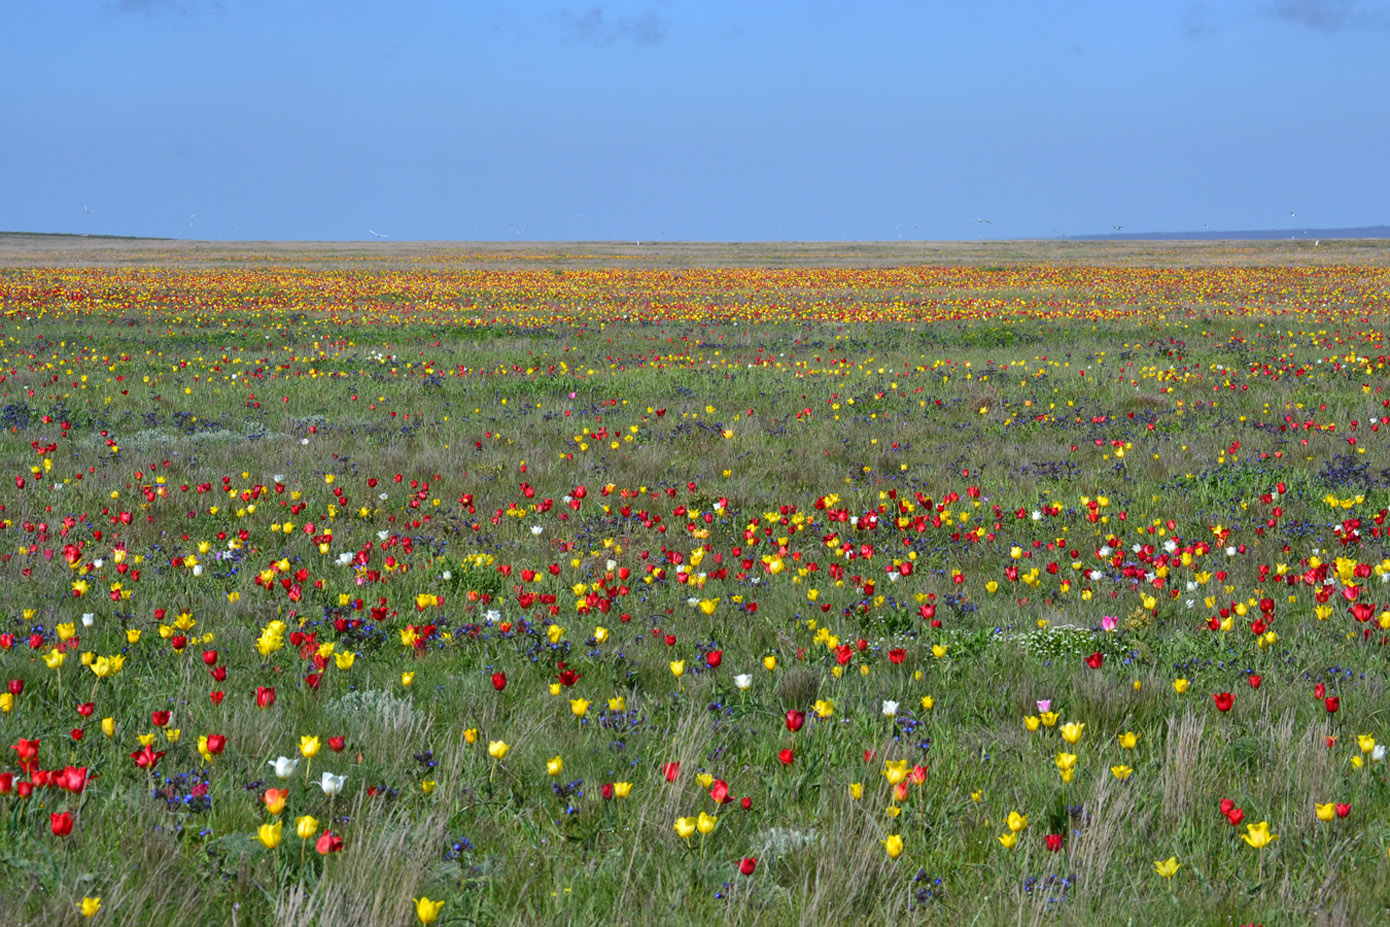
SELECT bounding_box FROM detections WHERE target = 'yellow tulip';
[612,781,632,798]
[669,660,685,677]
[414,897,445,925]
[569,698,590,718]
[547,625,565,644]
[422,778,437,795]
[1315,802,1336,822]
[697,811,718,835]
[1059,722,1085,745]
[78,897,102,918]
[1117,731,1138,749]
[488,740,509,759]
[0,693,10,714]
[299,735,321,758]
[1039,711,1059,727]
[594,626,609,643]
[674,816,697,839]
[763,655,777,671]
[1006,812,1028,832]
[401,672,415,687]
[849,782,863,800]
[998,831,1018,849]
[1154,856,1180,878]
[813,698,835,719]
[608,696,626,712]
[101,717,115,737]
[295,815,319,840]
[126,629,142,644]
[1023,715,1041,731]
[931,644,948,659]
[1111,765,1133,780]
[257,821,283,849]
[43,650,66,669]
[334,651,355,670]
[547,756,563,776]
[463,728,478,744]
[1241,821,1278,849]
[1357,734,1376,754]
[919,695,934,711]
[1173,678,1189,694]
[883,834,904,858]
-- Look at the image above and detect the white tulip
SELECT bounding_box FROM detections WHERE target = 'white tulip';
[734,674,752,690]
[317,771,347,796]
[882,700,899,717]
[268,756,300,779]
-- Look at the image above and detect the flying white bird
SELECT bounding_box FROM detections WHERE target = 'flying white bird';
[83,205,92,215]
[973,217,992,224]
[368,230,390,239]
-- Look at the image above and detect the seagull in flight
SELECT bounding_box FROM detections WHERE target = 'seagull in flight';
[973,217,992,224]
[1112,225,1124,231]
[83,204,92,215]
[368,230,390,239]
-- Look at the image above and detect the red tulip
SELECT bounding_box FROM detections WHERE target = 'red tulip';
[785,710,805,733]
[1084,651,1103,669]
[202,650,219,666]
[1226,807,1244,827]
[12,738,39,773]
[16,780,33,798]
[210,690,225,705]
[0,772,11,794]
[600,783,614,800]
[1325,696,1340,714]
[491,672,507,691]
[1213,692,1235,712]
[888,648,906,664]
[255,686,276,709]
[1336,803,1351,818]
[211,666,227,681]
[76,702,94,717]
[1314,682,1326,700]
[130,744,165,769]
[315,830,344,854]
[328,736,346,752]
[304,673,322,690]
[663,762,681,782]
[71,728,84,741]
[739,857,758,875]
[710,780,732,804]
[55,766,89,794]
[8,679,23,696]
[151,710,171,727]
[1044,833,1063,852]
[1220,798,1235,816]
[706,650,722,668]
[741,796,752,810]
[50,811,74,837]
[205,734,226,755]
[778,748,794,766]
[1247,675,1261,689]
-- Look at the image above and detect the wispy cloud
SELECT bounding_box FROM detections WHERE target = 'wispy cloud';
[558,6,667,46]
[1266,0,1390,32]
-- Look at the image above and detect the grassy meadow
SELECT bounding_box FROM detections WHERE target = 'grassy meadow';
[0,238,1389,926]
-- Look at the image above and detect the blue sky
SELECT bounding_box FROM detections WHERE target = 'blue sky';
[4,0,1387,240]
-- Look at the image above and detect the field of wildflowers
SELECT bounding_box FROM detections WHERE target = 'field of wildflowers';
[1,240,1389,926]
